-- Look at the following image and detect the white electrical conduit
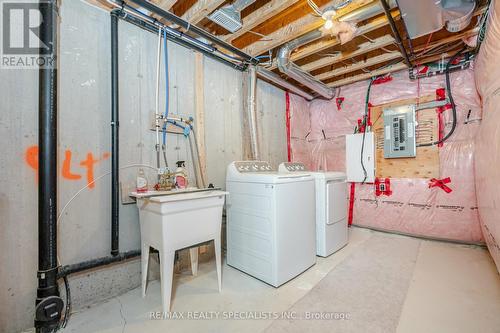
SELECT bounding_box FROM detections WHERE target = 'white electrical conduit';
[155,27,162,174]
[248,66,259,160]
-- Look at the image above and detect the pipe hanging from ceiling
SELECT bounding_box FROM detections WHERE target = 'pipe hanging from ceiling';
[380,0,411,67]
[106,0,255,70]
[256,67,315,100]
[113,0,258,65]
[247,66,260,160]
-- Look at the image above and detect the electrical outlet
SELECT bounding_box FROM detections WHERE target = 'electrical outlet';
[120,182,136,205]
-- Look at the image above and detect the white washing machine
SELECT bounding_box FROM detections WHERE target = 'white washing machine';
[226,161,316,287]
[279,162,348,257]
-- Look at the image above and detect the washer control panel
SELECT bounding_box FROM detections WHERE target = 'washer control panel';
[234,161,274,173]
[279,162,307,172]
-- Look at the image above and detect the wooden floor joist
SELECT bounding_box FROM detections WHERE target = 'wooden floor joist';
[266,10,399,71]
[223,0,302,43]
[413,27,479,55]
[151,0,176,11]
[243,0,374,56]
[326,61,407,87]
[316,51,402,81]
[302,34,396,72]
[182,0,225,25]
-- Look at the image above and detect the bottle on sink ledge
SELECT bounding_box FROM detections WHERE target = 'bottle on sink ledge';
[175,160,188,189]
[136,168,148,193]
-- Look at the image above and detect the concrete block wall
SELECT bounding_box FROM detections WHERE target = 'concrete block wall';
[0,1,286,332]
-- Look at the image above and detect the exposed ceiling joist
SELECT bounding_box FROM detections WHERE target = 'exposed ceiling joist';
[302,34,396,72]
[243,0,374,56]
[413,27,479,55]
[325,39,471,88]
[182,0,226,24]
[327,61,407,87]
[151,0,176,11]
[290,9,399,65]
[265,9,399,71]
[316,51,402,81]
[224,0,302,43]
[416,46,470,65]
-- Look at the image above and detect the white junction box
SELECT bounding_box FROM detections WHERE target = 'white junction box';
[345,132,376,183]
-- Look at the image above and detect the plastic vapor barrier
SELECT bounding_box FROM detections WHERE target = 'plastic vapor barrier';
[289,67,483,244]
[474,0,500,271]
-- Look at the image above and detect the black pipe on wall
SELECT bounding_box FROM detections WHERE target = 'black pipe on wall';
[36,0,63,331]
[58,250,141,278]
[111,10,120,257]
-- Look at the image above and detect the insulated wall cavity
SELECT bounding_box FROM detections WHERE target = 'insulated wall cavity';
[474,0,500,272]
[288,68,483,243]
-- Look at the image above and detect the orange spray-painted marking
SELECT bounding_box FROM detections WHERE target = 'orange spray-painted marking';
[24,145,110,188]
[25,145,39,181]
[79,152,110,189]
[62,150,82,180]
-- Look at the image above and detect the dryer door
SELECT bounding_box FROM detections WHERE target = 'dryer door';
[326,181,347,225]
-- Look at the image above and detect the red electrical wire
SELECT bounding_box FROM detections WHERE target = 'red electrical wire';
[285,92,292,162]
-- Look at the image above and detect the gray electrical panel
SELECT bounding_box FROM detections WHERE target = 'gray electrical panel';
[383,105,416,158]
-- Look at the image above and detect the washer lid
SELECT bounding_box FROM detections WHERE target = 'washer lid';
[227,172,313,184]
[278,162,345,181]
[310,171,346,181]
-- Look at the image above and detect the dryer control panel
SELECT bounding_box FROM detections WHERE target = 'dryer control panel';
[279,162,307,172]
[233,161,273,173]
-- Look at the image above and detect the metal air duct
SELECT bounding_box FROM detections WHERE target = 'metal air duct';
[276,0,397,99]
[208,0,258,33]
[397,0,476,39]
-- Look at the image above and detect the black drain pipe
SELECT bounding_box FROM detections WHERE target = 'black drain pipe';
[57,10,140,279]
[111,10,120,257]
[35,0,63,332]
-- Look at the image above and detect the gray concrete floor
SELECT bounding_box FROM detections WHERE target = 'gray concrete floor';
[58,228,500,333]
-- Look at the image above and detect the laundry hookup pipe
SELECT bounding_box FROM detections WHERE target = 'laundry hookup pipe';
[248,66,260,160]
[155,27,162,175]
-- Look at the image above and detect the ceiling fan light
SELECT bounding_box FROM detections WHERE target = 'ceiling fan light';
[324,19,334,30]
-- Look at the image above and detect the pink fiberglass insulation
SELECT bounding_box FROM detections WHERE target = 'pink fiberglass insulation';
[474,0,500,271]
[289,67,483,243]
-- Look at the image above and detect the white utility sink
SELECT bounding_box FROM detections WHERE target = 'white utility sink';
[130,189,227,312]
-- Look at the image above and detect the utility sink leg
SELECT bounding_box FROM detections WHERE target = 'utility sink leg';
[189,247,199,276]
[141,243,150,297]
[159,250,175,312]
[214,237,222,292]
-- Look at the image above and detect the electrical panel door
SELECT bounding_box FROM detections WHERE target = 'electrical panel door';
[383,105,417,158]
